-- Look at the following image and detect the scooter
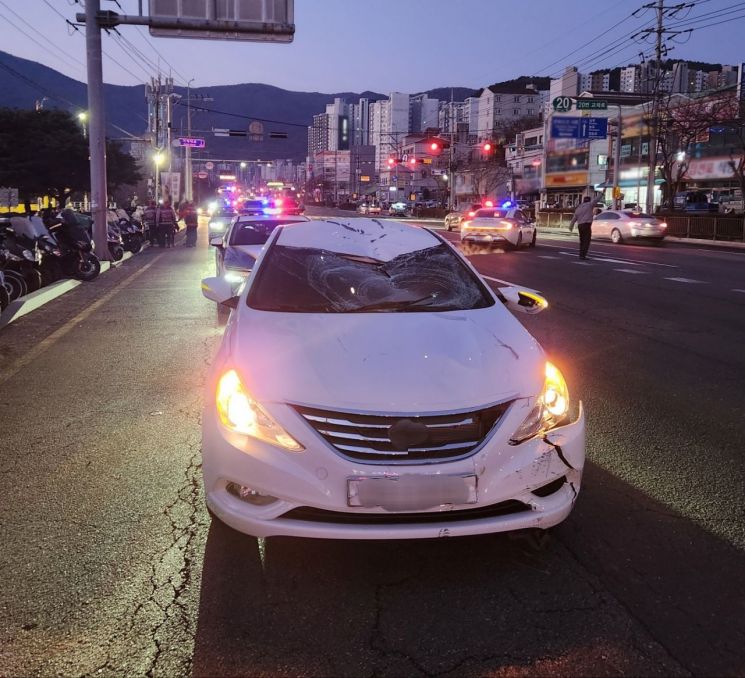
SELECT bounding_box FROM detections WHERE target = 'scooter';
[0,220,42,297]
[8,215,63,287]
[114,209,143,254]
[46,209,101,281]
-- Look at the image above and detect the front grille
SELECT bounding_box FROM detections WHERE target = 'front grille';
[281,500,529,525]
[293,401,512,464]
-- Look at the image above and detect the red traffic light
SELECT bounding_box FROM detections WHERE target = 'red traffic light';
[387,157,396,166]
[430,142,439,151]
[483,142,492,152]
[409,157,417,165]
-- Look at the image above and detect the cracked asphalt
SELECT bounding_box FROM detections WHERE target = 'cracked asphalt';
[1,215,744,677]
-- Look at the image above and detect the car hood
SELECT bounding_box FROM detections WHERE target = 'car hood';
[228,306,544,412]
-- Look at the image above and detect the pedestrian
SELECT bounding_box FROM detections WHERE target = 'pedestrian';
[569,196,596,260]
[180,201,198,247]
[143,200,157,245]
[156,201,178,248]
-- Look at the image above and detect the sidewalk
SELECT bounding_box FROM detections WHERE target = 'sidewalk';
[537,225,745,250]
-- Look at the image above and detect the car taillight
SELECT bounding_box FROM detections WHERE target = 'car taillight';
[499,220,513,229]
[659,222,667,229]
[468,211,476,217]
[462,221,472,229]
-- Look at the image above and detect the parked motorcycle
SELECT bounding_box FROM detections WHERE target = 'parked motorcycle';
[7,215,63,287]
[113,208,143,254]
[46,209,101,281]
[0,219,42,297]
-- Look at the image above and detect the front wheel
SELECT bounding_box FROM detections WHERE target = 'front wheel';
[611,228,623,244]
[109,244,124,261]
[3,270,27,300]
[75,253,101,282]
[513,232,523,250]
[125,235,143,253]
[0,278,10,311]
[23,268,42,293]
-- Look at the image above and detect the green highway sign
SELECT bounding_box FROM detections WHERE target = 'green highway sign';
[552,96,572,112]
[576,100,608,110]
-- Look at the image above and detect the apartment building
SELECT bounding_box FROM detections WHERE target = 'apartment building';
[474,83,544,141]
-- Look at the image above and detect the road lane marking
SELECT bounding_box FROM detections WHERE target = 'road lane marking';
[556,250,677,268]
[731,289,745,293]
[614,268,648,274]
[0,254,166,387]
[571,261,593,265]
[537,255,559,259]
[664,277,706,284]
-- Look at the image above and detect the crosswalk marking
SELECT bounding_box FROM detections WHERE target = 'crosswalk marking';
[664,277,706,284]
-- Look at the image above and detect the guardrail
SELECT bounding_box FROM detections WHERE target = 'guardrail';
[536,211,745,242]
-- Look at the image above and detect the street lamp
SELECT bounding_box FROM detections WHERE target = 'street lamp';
[153,151,164,202]
[78,111,88,139]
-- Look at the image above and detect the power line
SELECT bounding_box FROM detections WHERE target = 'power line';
[133,26,190,84]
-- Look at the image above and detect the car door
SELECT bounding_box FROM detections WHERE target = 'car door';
[514,210,532,243]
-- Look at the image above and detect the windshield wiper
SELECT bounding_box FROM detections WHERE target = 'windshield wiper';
[350,294,439,313]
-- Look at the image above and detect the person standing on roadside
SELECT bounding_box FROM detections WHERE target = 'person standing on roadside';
[156,200,178,248]
[180,201,198,247]
[143,200,158,246]
[569,196,596,260]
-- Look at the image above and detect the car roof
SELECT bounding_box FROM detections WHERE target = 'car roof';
[275,217,440,261]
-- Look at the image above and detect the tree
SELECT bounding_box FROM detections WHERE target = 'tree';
[0,108,142,210]
[0,108,89,209]
[655,93,738,206]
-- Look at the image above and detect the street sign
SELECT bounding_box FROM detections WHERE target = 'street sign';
[205,161,214,170]
[177,137,206,148]
[551,116,608,140]
[360,175,370,182]
[552,96,572,112]
[197,171,208,179]
[576,100,608,110]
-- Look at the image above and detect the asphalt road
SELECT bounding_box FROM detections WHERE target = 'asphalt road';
[1,213,744,677]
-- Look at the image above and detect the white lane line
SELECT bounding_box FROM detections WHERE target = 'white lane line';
[731,289,745,293]
[571,261,593,265]
[557,250,677,268]
[537,255,559,259]
[0,254,166,387]
[664,277,707,284]
[614,268,648,274]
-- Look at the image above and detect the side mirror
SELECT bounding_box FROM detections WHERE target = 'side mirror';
[201,276,239,308]
[209,236,224,248]
[497,286,548,315]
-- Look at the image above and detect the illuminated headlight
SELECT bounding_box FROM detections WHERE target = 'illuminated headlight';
[209,221,225,231]
[461,221,473,229]
[510,362,570,444]
[207,201,218,215]
[216,369,303,451]
[659,222,667,229]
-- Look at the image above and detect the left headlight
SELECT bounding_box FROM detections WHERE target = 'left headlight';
[209,221,225,231]
[510,361,570,444]
[216,369,303,452]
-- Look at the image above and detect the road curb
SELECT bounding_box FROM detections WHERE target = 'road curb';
[0,247,144,331]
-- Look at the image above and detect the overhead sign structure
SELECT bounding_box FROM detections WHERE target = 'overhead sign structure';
[148,0,295,43]
[176,137,206,148]
[551,116,608,140]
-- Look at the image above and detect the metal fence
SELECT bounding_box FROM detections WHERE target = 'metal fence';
[536,211,745,242]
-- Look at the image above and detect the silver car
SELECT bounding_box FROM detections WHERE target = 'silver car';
[592,210,668,244]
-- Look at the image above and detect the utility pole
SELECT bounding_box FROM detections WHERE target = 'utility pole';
[645,0,664,213]
[613,104,623,209]
[84,0,110,259]
[449,91,455,210]
[185,79,194,201]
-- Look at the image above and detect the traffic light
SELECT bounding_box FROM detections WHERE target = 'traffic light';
[387,157,396,166]
[409,157,417,166]
[482,142,493,153]
[429,141,440,152]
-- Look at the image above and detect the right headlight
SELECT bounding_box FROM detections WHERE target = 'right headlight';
[510,361,570,445]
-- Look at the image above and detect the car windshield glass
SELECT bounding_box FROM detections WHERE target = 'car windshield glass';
[474,209,508,218]
[247,242,494,313]
[230,219,305,246]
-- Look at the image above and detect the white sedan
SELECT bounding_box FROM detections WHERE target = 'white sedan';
[460,207,537,249]
[209,213,310,323]
[592,210,667,244]
[200,218,585,540]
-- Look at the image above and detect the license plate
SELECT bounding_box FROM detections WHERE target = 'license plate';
[347,474,477,511]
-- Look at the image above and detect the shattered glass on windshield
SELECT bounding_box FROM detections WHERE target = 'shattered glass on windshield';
[247,243,494,313]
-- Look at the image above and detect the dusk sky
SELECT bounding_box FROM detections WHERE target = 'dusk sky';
[2,0,744,92]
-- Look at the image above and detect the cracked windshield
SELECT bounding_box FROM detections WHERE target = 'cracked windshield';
[1,1,744,676]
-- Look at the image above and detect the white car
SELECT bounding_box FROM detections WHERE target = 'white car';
[207,209,237,240]
[592,210,667,244]
[200,218,585,540]
[460,207,537,248]
[210,213,310,323]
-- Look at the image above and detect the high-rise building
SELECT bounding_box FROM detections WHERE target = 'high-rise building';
[409,93,440,133]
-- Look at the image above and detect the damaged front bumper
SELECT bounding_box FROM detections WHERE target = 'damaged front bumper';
[202,400,585,540]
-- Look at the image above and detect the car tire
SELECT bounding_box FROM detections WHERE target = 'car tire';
[513,233,523,250]
[530,230,537,248]
[217,303,230,326]
[611,228,623,244]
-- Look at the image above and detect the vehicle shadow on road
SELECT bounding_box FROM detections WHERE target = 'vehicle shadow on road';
[191,461,745,677]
